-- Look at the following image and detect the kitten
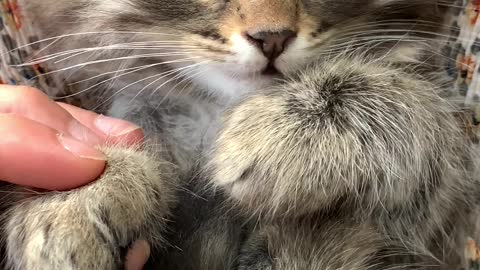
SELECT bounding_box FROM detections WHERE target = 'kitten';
[1,0,478,269]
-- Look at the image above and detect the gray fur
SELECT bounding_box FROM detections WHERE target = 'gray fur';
[2,146,177,270]
[0,0,478,269]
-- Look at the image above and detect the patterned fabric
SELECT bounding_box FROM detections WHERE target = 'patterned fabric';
[0,0,63,94]
[445,0,480,140]
[0,0,479,269]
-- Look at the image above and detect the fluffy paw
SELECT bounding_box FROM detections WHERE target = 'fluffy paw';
[208,58,460,218]
[6,197,121,270]
[4,146,176,270]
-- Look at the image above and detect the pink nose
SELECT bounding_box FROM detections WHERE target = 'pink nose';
[246,30,297,60]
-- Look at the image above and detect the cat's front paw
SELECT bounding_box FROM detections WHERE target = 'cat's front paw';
[4,146,176,270]
[6,197,121,270]
[208,58,458,218]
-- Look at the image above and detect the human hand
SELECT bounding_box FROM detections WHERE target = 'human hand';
[0,84,143,190]
[0,85,149,269]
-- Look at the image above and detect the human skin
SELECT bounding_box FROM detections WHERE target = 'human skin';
[0,84,149,270]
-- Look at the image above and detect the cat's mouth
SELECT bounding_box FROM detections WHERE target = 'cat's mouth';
[261,64,280,76]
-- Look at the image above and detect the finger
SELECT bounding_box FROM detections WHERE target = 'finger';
[124,240,150,270]
[57,103,144,147]
[0,85,101,145]
[0,114,106,190]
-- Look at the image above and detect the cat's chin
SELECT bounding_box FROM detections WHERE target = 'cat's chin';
[192,65,280,102]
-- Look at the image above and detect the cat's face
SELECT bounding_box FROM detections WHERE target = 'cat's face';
[32,0,449,100]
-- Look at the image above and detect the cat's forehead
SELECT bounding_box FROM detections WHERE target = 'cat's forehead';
[116,0,436,37]
[130,0,377,29]
[133,0,378,19]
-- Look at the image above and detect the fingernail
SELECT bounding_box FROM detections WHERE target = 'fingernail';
[68,120,102,145]
[57,133,107,161]
[95,115,141,137]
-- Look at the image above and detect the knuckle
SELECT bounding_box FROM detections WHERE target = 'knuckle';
[0,113,27,134]
[0,85,46,113]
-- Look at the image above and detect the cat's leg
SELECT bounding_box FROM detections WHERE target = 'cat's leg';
[208,56,466,219]
[236,230,273,270]
[237,219,385,270]
[2,145,177,270]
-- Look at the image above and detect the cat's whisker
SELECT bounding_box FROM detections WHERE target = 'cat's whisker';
[171,67,208,97]
[320,32,452,54]
[338,28,462,43]
[52,47,206,64]
[52,50,100,64]
[327,22,463,49]
[148,64,201,101]
[128,60,210,104]
[334,29,480,50]
[8,31,188,53]
[93,60,209,110]
[338,19,462,33]
[23,52,202,80]
[316,37,423,56]
[57,57,201,100]
[69,64,167,85]
[328,35,471,69]
[437,1,467,9]
[24,46,205,67]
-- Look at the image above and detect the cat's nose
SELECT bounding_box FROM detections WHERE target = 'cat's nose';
[246,30,296,60]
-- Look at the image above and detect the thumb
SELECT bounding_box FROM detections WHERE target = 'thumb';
[0,114,106,190]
